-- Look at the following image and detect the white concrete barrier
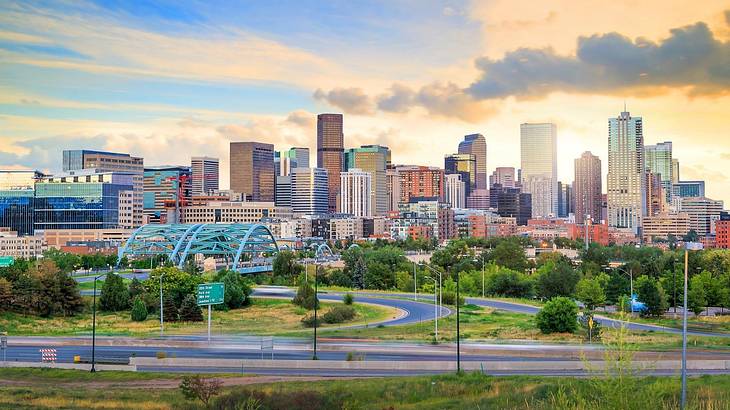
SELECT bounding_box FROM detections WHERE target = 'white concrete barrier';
[1,361,137,372]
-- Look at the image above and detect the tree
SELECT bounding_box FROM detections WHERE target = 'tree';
[635,276,668,317]
[605,273,630,305]
[575,278,606,311]
[128,277,145,299]
[130,296,148,321]
[216,270,251,310]
[484,267,534,298]
[179,375,223,406]
[489,239,530,272]
[688,275,707,317]
[162,294,179,322]
[535,261,580,299]
[272,250,302,279]
[342,247,368,289]
[535,297,578,334]
[30,260,84,317]
[343,293,354,305]
[0,277,12,311]
[292,281,318,310]
[179,294,204,322]
[144,267,202,306]
[99,272,130,311]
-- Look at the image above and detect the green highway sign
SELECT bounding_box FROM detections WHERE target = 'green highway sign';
[0,256,14,268]
[197,282,224,306]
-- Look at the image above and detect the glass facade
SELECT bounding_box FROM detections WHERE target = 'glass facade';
[34,178,132,230]
[0,190,35,235]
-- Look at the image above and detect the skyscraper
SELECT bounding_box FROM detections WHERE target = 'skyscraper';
[489,167,516,188]
[344,145,389,216]
[143,166,192,224]
[646,171,665,216]
[490,184,532,226]
[520,123,558,218]
[557,182,574,218]
[340,168,372,217]
[607,110,645,233]
[386,168,401,212]
[645,141,673,203]
[62,149,144,227]
[317,113,344,212]
[190,156,219,196]
[395,166,444,203]
[445,173,466,209]
[444,153,477,197]
[291,167,329,215]
[458,134,487,190]
[275,147,310,176]
[574,151,602,224]
[229,142,275,201]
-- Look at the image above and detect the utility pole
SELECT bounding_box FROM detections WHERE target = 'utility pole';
[682,241,704,409]
[313,262,319,360]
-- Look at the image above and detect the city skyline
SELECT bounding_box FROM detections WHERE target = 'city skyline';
[1,1,730,204]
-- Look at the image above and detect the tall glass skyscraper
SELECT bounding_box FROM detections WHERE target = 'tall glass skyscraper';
[275,147,310,176]
[34,171,134,230]
[645,141,673,203]
[143,166,192,223]
[444,153,477,198]
[458,134,487,190]
[291,167,329,215]
[520,123,558,218]
[0,170,40,235]
[190,156,219,196]
[607,110,645,233]
[574,151,603,224]
[229,142,275,201]
[317,113,344,212]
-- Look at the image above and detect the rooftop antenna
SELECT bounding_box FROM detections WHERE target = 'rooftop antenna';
[623,100,627,112]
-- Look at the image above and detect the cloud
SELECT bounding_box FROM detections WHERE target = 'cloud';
[726,10,730,25]
[285,110,316,129]
[416,82,496,122]
[376,84,416,113]
[313,87,373,115]
[468,22,730,100]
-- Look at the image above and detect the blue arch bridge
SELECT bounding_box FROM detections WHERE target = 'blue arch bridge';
[117,223,280,274]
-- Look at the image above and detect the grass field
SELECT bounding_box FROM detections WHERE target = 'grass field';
[311,304,730,350]
[1,369,730,409]
[0,298,397,337]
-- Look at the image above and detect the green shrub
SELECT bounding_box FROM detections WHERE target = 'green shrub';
[301,314,321,328]
[162,294,179,322]
[322,305,356,324]
[441,291,465,306]
[99,272,130,311]
[179,294,203,322]
[343,293,354,305]
[130,295,147,322]
[292,281,318,310]
[535,297,578,334]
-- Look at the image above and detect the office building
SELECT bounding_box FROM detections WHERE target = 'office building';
[642,212,691,243]
[673,181,705,198]
[275,175,292,207]
[35,171,134,230]
[0,170,39,236]
[672,158,680,184]
[645,142,673,203]
[574,151,602,224]
[445,173,466,209]
[607,110,645,233]
[317,113,344,212]
[386,168,401,212]
[557,182,574,218]
[291,167,329,215]
[458,134,487,190]
[63,149,143,227]
[444,153,477,197]
[0,230,46,258]
[340,169,372,217]
[679,197,724,238]
[716,212,730,249]
[646,171,665,216]
[344,145,389,216]
[180,201,291,224]
[490,167,516,188]
[520,123,558,217]
[466,189,490,210]
[229,142,275,201]
[143,166,192,224]
[275,147,310,176]
[490,184,532,226]
[395,165,444,203]
[190,156,219,196]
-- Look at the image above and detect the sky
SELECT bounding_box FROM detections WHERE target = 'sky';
[1,0,729,203]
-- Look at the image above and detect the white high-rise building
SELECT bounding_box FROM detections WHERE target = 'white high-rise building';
[445,173,466,209]
[190,156,219,196]
[386,168,401,212]
[291,167,329,215]
[607,110,646,233]
[340,169,372,217]
[520,123,557,218]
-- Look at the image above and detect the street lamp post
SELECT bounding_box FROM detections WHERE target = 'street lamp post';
[90,273,105,372]
[424,276,438,340]
[421,263,442,317]
[412,261,418,301]
[313,261,319,360]
[159,271,165,336]
[455,266,461,373]
[682,241,704,410]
